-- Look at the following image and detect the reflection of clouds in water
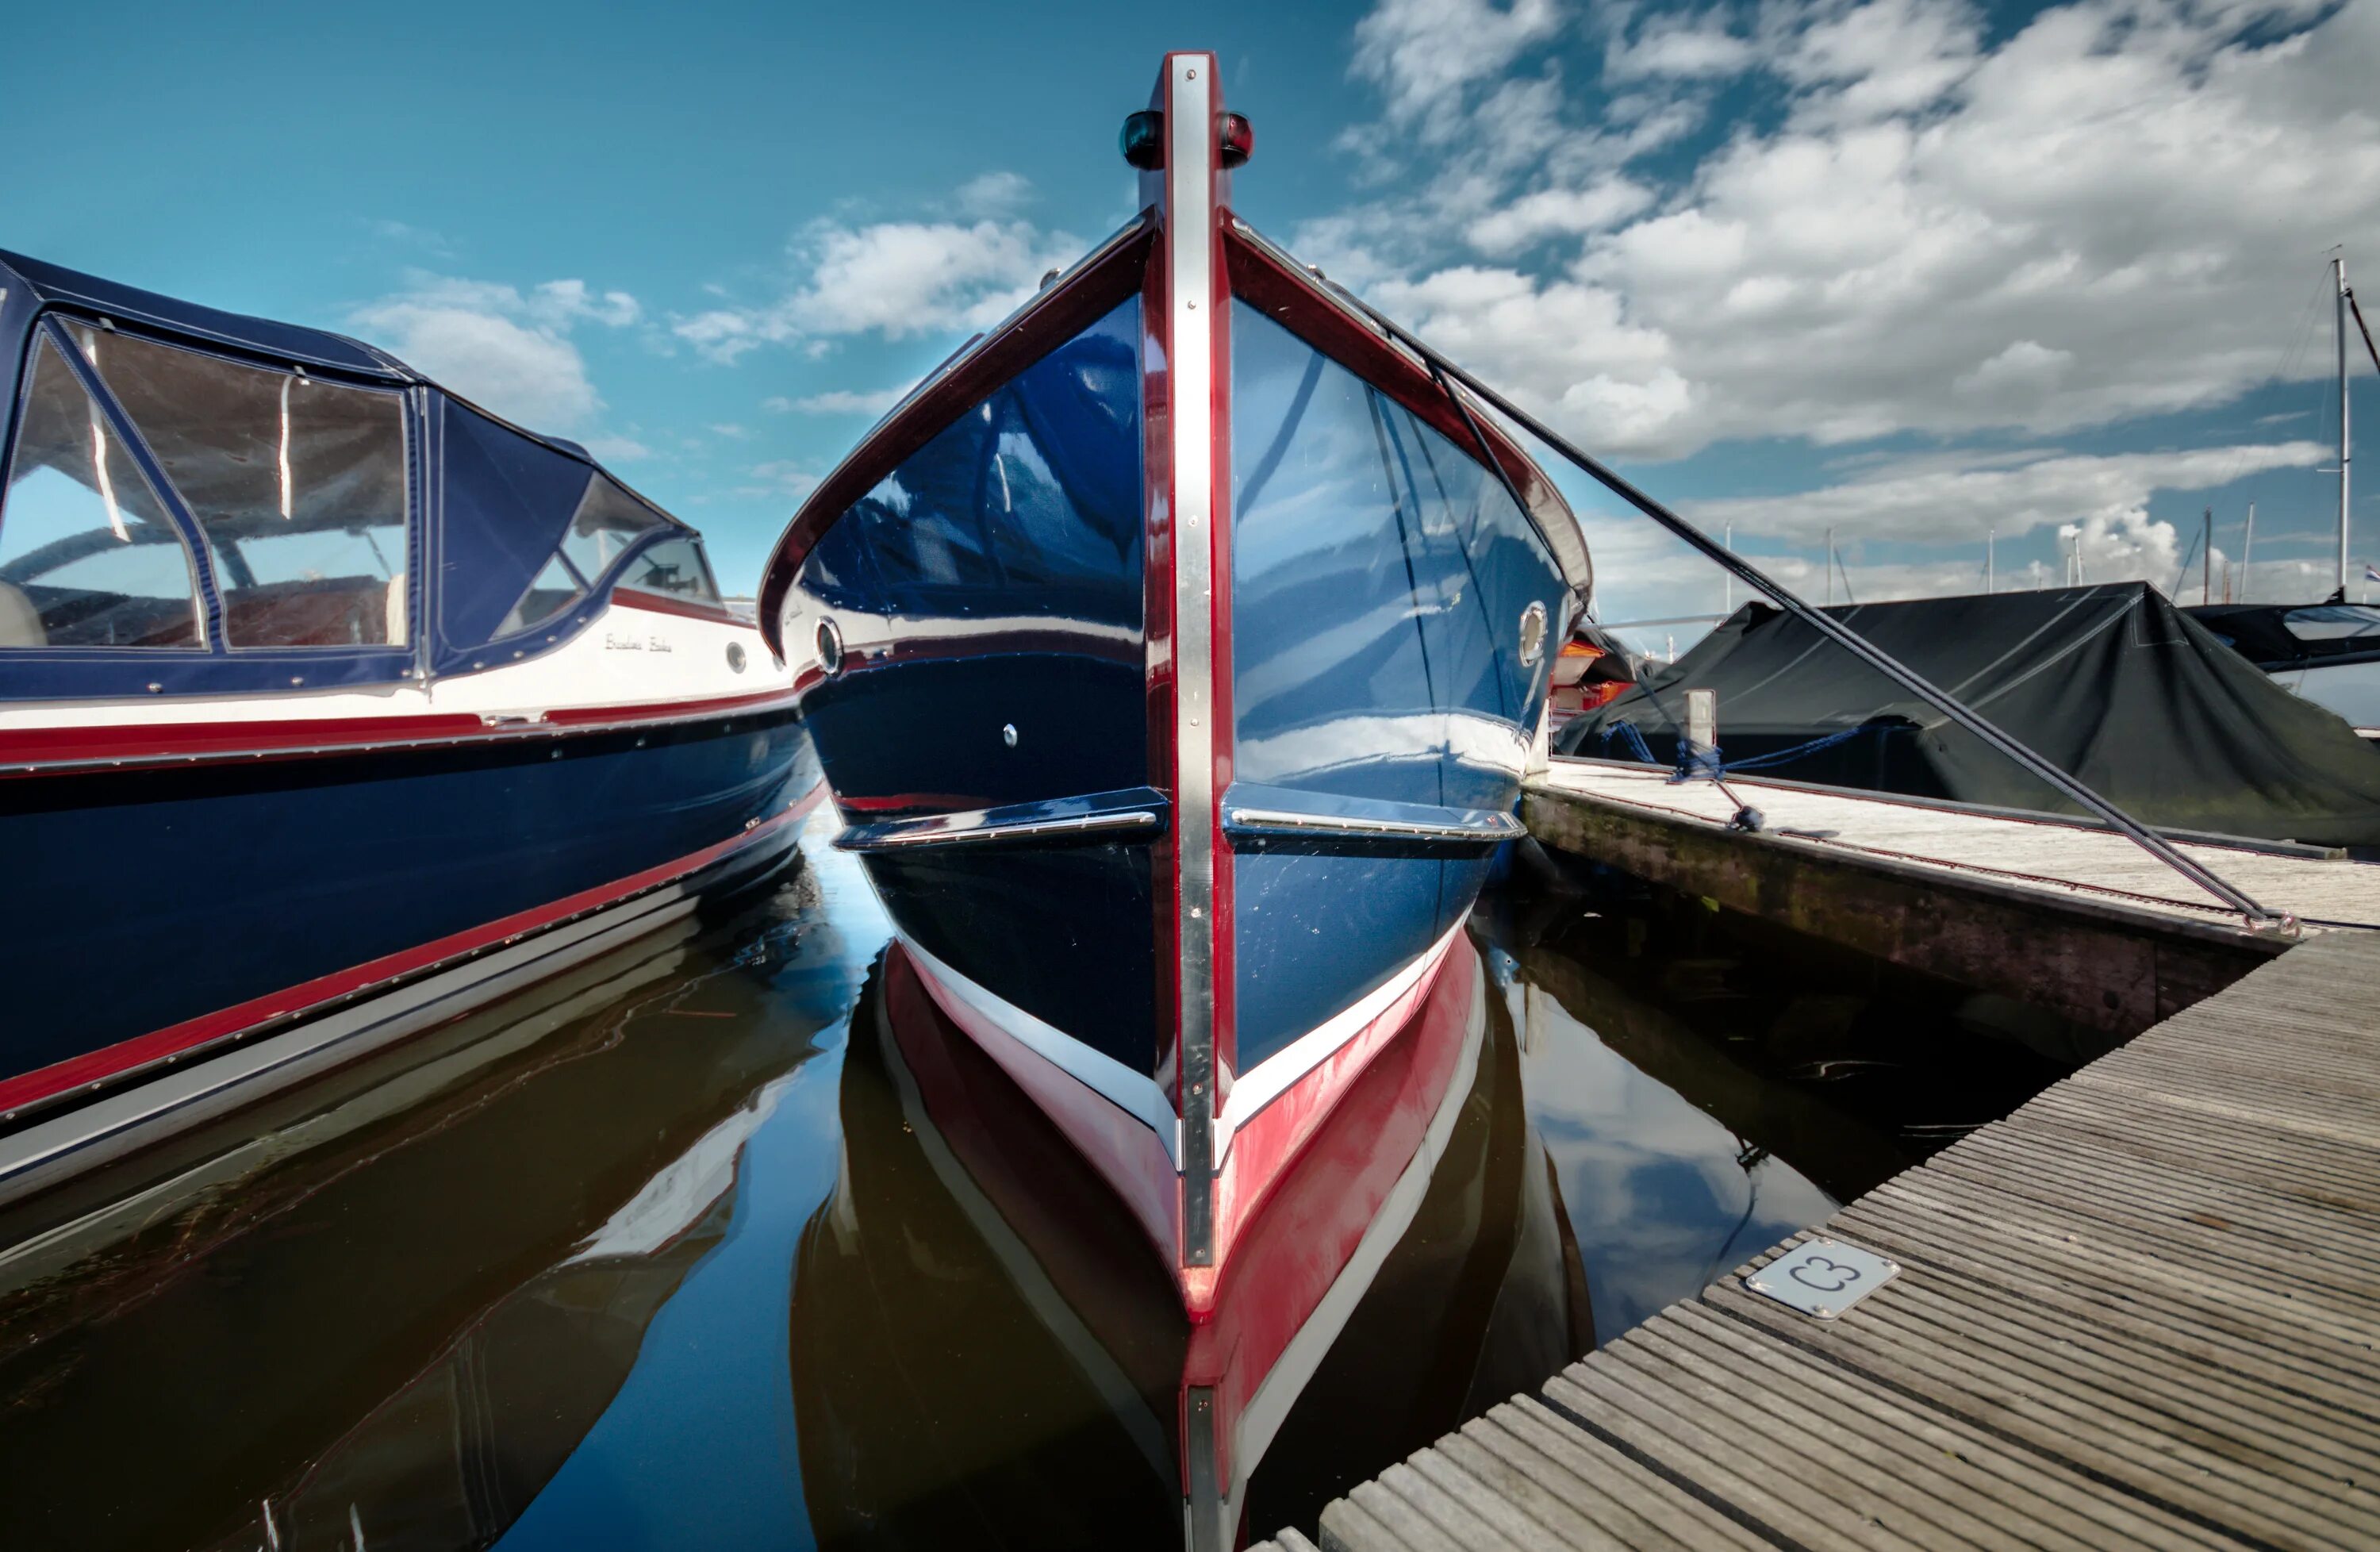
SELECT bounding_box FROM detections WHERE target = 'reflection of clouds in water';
[1517,986,1837,1337]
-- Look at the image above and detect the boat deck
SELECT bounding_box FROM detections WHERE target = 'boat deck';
[1520,758,2380,1043]
[1251,920,2380,1552]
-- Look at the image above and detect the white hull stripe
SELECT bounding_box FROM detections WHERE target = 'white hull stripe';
[1219,951,1488,1538]
[896,935,1183,1169]
[1215,915,1468,1162]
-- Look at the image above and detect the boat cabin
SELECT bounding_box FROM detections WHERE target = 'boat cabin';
[0,248,728,704]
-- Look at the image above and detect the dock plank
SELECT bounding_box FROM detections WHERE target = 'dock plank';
[1258,923,2380,1550]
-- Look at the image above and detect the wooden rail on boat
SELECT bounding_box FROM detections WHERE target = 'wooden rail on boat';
[1251,915,2380,1552]
[1519,757,2380,1044]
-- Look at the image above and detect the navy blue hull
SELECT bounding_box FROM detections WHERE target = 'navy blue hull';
[1225,302,1564,1069]
[0,709,817,1095]
[785,259,1568,1088]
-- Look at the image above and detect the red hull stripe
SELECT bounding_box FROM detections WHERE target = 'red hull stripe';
[0,780,827,1116]
[1,686,803,775]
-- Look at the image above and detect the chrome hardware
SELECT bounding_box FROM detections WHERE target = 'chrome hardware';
[1518,600,1548,667]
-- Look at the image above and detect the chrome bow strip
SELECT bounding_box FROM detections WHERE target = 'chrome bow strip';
[834,789,1169,853]
[1222,807,1523,844]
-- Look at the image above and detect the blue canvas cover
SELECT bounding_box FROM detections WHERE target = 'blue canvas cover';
[0,251,405,381]
[432,401,597,673]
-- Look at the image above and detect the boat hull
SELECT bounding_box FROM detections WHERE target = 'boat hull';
[0,701,821,1154]
[760,60,1586,1503]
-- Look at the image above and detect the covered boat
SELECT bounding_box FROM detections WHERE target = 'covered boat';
[2186,599,2380,734]
[1558,583,2380,849]
[0,248,822,1198]
[754,52,1591,1544]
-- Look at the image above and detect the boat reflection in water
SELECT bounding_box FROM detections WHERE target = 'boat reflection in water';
[793,938,1592,1548]
[0,868,874,1552]
[0,840,1985,1552]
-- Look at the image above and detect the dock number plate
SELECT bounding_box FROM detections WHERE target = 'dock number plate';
[1742,1238,1898,1319]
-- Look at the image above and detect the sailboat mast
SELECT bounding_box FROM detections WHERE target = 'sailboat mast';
[2244,501,2255,602]
[1986,525,1994,594]
[2340,255,2353,594]
[2202,508,2213,605]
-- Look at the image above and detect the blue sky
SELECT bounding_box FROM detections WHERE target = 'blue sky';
[6,0,2374,631]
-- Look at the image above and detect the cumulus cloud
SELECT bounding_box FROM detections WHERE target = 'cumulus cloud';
[1316,0,2380,462]
[674,182,1079,364]
[773,386,908,416]
[1350,0,1564,125]
[1686,440,2328,547]
[581,434,652,463]
[733,459,823,502]
[955,171,1035,217]
[349,272,642,429]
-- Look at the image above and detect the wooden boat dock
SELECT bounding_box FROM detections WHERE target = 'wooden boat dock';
[1251,899,2380,1552]
[1520,757,2380,1044]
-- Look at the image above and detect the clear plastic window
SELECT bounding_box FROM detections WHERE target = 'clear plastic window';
[617,535,721,605]
[2283,605,2380,642]
[0,334,203,648]
[501,554,585,636]
[561,476,668,582]
[75,325,409,649]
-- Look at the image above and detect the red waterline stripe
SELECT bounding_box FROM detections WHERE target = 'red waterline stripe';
[0,780,826,1116]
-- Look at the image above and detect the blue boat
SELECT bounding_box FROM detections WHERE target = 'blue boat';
[755,52,1591,1535]
[0,249,822,1197]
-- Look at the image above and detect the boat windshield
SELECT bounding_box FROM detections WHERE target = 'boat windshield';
[2282,604,2380,643]
[619,536,723,608]
[72,324,411,650]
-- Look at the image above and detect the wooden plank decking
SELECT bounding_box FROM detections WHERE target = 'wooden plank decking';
[1522,759,2380,1045]
[1532,759,2380,932]
[1252,924,2380,1552]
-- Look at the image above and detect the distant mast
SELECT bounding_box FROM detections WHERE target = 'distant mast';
[2244,501,2255,603]
[2339,254,2353,596]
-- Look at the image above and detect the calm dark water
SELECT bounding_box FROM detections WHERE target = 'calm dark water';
[0,826,2067,1550]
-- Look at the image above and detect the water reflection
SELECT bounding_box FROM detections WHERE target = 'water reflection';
[0,831,2065,1550]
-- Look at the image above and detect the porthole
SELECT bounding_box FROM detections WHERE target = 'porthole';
[816,617,844,676]
[1518,601,1549,667]
[726,640,748,674]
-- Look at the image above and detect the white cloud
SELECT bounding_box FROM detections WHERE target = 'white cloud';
[349,272,642,429]
[1602,11,1756,81]
[1351,0,1564,126]
[733,459,823,502]
[1685,441,2328,546]
[582,434,652,463]
[1468,176,1657,252]
[955,171,1035,217]
[1319,0,2380,462]
[775,386,907,417]
[673,212,1081,364]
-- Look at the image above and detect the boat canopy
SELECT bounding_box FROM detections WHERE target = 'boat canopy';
[0,249,711,700]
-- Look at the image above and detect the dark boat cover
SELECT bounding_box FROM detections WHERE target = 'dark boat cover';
[1556,582,2380,848]
[2185,601,2380,672]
